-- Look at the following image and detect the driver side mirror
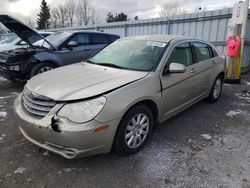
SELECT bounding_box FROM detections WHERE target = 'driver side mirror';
[164,62,186,74]
[67,41,78,48]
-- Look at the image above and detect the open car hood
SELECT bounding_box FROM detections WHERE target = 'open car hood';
[0,15,56,49]
[25,63,149,101]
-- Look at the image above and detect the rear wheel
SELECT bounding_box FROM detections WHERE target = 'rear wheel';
[30,63,55,77]
[207,75,223,103]
[113,105,154,155]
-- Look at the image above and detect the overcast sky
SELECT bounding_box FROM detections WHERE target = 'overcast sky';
[0,0,241,24]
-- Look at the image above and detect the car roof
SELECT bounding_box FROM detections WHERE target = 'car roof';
[121,35,189,43]
[38,31,54,34]
[58,30,119,36]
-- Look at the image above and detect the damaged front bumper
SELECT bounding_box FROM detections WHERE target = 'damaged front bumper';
[14,95,119,159]
[0,62,26,81]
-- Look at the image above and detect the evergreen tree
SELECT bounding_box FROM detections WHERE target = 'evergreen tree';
[36,0,50,30]
[106,12,128,23]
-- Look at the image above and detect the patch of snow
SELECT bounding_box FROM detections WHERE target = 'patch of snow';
[0,111,7,118]
[201,134,212,140]
[235,93,250,101]
[226,110,245,117]
[27,177,33,182]
[0,77,7,82]
[62,168,76,173]
[0,96,10,100]
[5,174,11,178]
[43,151,50,156]
[10,92,20,96]
[15,167,26,174]
[243,80,250,85]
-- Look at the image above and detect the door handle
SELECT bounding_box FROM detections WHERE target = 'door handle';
[190,68,198,73]
[212,60,217,64]
[84,49,91,51]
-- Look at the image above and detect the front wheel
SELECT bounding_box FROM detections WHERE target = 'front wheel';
[113,105,154,155]
[207,76,223,103]
[30,63,55,77]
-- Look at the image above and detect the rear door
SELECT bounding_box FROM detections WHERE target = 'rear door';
[191,42,215,95]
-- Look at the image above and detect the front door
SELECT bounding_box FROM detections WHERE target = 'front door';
[55,33,91,65]
[160,42,202,120]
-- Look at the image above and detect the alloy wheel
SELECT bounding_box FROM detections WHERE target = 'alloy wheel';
[125,113,150,149]
[213,78,222,99]
[38,66,53,74]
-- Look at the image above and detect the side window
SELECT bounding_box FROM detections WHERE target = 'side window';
[167,42,193,67]
[90,34,109,44]
[41,33,50,38]
[193,42,211,62]
[107,35,120,43]
[70,33,89,46]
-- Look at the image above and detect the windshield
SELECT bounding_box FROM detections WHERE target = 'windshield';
[0,34,19,44]
[90,40,167,71]
[33,32,72,49]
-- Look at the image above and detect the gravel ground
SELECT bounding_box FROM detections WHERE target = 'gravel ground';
[0,74,250,188]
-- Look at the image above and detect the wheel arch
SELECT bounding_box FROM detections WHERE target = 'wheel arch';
[118,99,159,128]
[112,99,159,153]
[218,71,225,80]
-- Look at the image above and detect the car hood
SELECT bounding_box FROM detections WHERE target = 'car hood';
[25,63,149,101]
[0,44,17,52]
[0,15,55,49]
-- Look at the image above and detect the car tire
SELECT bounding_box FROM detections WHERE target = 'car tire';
[207,75,223,103]
[113,105,154,155]
[30,63,55,77]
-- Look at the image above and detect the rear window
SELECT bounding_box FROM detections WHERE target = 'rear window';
[212,47,219,57]
[90,34,109,44]
[193,42,211,62]
[107,35,120,43]
[41,33,51,38]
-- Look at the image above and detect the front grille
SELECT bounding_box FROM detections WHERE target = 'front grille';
[22,89,56,118]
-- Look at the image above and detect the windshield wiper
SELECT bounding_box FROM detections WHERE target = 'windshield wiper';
[86,59,96,64]
[97,63,126,69]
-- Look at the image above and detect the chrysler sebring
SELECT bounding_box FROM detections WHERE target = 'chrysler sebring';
[14,35,226,159]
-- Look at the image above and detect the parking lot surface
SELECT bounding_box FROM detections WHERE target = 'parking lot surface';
[0,74,250,188]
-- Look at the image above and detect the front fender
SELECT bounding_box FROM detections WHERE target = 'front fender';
[95,73,162,123]
[33,52,62,67]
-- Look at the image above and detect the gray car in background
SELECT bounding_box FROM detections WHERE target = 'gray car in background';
[0,15,120,81]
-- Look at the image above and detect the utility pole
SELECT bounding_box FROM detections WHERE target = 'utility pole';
[225,0,249,84]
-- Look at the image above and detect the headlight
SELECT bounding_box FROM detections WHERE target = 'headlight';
[57,97,106,123]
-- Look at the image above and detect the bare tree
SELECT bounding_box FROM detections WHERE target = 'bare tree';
[49,0,98,28]
[25,18,35,29]
[89,8,100,25]
[65,0,75,27]
[160,1,187,17]
[76,0,95,26]
[50,9,59,28]
[50,5,69,28]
